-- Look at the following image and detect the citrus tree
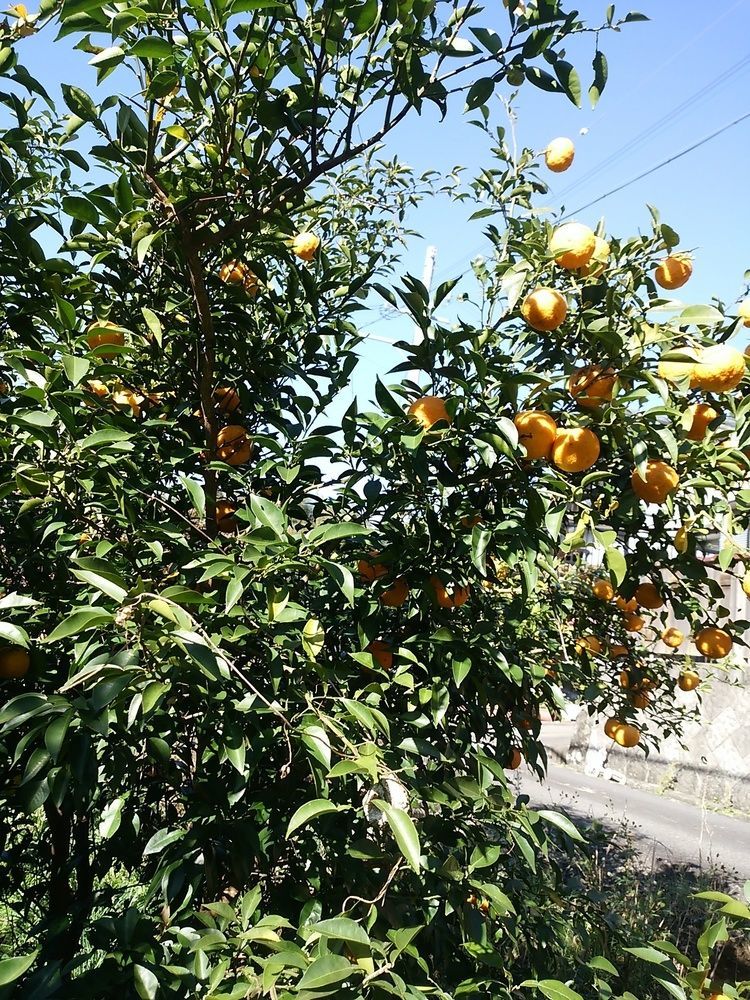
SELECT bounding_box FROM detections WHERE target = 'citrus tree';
[2,1,750,998]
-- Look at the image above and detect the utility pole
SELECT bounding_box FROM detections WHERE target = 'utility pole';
[410,244,437,384]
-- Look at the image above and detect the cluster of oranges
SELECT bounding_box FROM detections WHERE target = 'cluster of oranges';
[218,231,320,298]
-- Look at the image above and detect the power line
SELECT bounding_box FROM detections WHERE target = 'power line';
[561,109,750,219]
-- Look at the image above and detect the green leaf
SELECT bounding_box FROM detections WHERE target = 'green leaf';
[62,353,89,386]
[373,799,420,871]
[143,827,184,855]
[589,49,608,107]
[141,307,163,346]
[525,981,583,1000]
[623,946,669,964]
[72,560,129,603]
[61,83,99,122]
[465,77,494,111]
[130,37,174,59]
[588,956,618,975]
[307,522,371,545]
[133,964,159,1000]
[301,724,331,769]
[302,618,325,659]
[317,558,355,606]
[604,546,627,586]
[297,954,356,991]
[45,609,113,643]
[555,61,582,107]
[536,809,585,843]
[62,195,99,225]
[80,428,132,450]
[310,917,370,946]
[98,797,124,839]
[0,622,29,647]
[286,799,346,837]
[676,304,723,326]
[0,952,39,986]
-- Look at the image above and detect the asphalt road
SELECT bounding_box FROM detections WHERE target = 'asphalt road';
[516,762,750,880]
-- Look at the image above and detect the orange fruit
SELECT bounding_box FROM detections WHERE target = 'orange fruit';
[84,379,109,401]
[690,345,746,393]
[216,425,253,466]
[578,236,610,278]
[657,347,699,384]
[694,627,732,660]
[520,288,568,331]
[514,411,557,459]
[242,269,260,298]
[0,647,29,679]
[686,402,718,441]
[550,222,597,270]
[603,718,623,740]
[216,501,238,534]
[214,386,240,413]
[407,396,451,430]
[367,640,393,670]
[219,260,247,284]
[551,427,600,473]
[678,670,700,692]
[358,556,388,582]
[654,254,692,290]
[738,299,750,327]
[631,460,679,505]
[634,582,664,610]
[610,645,628,659]
[86,320,124,357]
[661,627,684,649]
[623,613,645,633]
[460,514,482,529]
[674,526,688,554]
[111,386,142,417]
[292,232,320,261]
[615,596,638,613]
[575,635,602,655]
[430,576,470,609]
[592,578,614,601]
[507,748,522,770]
[380,578,409,608]
[742,570,750,597]
[545,137,575,172]
[629,690,650,709]
[613,723,641,748]
[568,365,617,410]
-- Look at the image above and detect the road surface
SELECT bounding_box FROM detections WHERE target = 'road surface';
[517,762,750,880]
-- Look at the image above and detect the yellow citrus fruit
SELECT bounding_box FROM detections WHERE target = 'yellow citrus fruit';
[215,501,237,534]
[367,640,393,670]
[292,232,320,261]
[430,577,470,609]
[616,596,638,613]
[358,555,388,582]
[520,288,568,332]
[216,425,253,465]
[661,627,684,649]
[603,718,623,740]
[623,613,645,633]
[619,670,631,688]
[551,427,600,473]
[678,671,700,692]
[86,320,124,357]
[507,748,522,770]
[550,222,597,270]
[514,410,558,460]
[84,379,109,402]
[629,690,650,709]
[654,254,692,290]
[657,347,699,384]
[690,344,746,393]
[0,647,30,679]
[568,365,617,410]
[738,299,750,327]
[545,136,575,172]
[219,260,247,284]
[242,269,260,298]
[742,570,750,596]
[634,582,664,610]
[592,579,614,601]
[214,386,240,413]
[610,645,628,659]
[631,460,679,505]
[576,635,602,655]
[674,526,688,553]
[111,386,141,417]
[694,627,732,659]
[614,723,641,748]
[686,402,718,441]
[578,236,610,278]
[407,396,451,430]
[380,578,409,608]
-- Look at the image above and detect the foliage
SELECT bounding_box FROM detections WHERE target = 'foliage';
[1,1,749,999]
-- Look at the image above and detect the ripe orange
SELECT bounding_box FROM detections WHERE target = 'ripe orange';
[623,613,645,633]
[430,576,470,609]
[694,627,732,659]
[219,260,247,284]
[550,222,597,270]
[657,347,699,384]
[615,596,638,613]
[358,556,388,582]
[86,320,124,357]
[614,723,641,748]
[654,254,692,290]
[242,269,260,298]
[551,427,600,473]
[0,647,29,679]
[678,670,700,691]
[578,237,610,278]
[738,299,750,327]
[507,748,522,770]
[407,396,451,430]
[292,232,320,261]
[661,627,684,649]
[603,718,623,740]
[215,386,240,413]
[216,501,238,534]
[576,635,602,655]
[674,526,688,553]
[629,690,650,710]
[111,386,142,417]
[380,578,409,608]
[619,670,631,688]
[367,640,393,670]
[634,582,664,610]
[742,570,750,597]
[545,137,575,172]
[686,402,718,441]
[631,460,679,505]
[216,425,253,465]
[690,345,746,393]
[514,410,557,460]
[610,645,628,659]
[568,365,617,410]
[592,578,614,601]
[521,287,568,332]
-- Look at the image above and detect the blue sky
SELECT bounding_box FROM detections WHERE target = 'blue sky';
[16,1,750,409]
